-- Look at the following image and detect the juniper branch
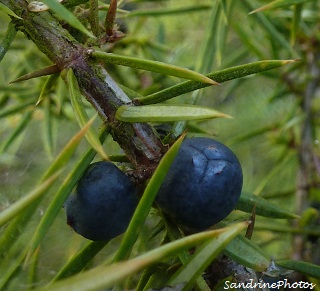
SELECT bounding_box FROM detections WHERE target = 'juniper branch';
[2,0,165,177]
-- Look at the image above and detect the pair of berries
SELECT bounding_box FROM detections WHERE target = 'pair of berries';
[64,137,243,240]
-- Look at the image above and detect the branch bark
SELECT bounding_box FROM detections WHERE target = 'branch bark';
[293,44,320,262]
[3,0,166,178]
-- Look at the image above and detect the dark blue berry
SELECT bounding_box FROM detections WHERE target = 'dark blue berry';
[156,137,243,233]
[64,161,138,241]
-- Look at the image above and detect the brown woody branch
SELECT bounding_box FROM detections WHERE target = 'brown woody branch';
[2,0,166,178]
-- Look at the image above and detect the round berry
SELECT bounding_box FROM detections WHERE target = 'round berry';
[64,161,138,241]
[156,137,243,233]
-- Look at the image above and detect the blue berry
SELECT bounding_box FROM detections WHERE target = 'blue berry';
[65,161,138,241]
[156,137,243,232]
